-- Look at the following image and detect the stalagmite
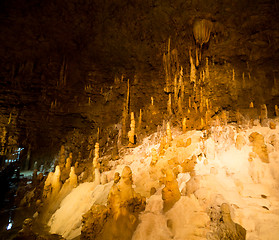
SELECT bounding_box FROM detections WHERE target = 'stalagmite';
[93,142,99,168]
[128,112,136,145]
[151,97,154,106]
[250,102,254,108]
[260,104,268,124]
[59,145,66,168]
[150,148,159,166]
[162,169,181,212]
[206,98,209,110]
[42,172,54,200]
[65,153,72,171]
[167,122,172,144]
[69,167,78,187]
[52,166,62,196]
[182,118,187,133]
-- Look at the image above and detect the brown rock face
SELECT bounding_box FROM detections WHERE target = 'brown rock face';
[249,132,269,163]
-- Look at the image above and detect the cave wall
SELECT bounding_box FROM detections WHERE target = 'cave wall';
[0,0,279,168]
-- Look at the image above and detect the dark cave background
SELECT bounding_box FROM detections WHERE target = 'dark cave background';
[0,0,279,169]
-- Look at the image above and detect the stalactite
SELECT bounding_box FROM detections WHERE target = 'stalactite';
[195,46,199,67]
[178,96,183,114]
[275,105,279,116]
[193,19,213,67]
[174,74,178,105]
[189,49,196,84]
[59,57,67,87]
[122,79,130,141]
[201,118,204,128]
[138,109,142,131]
[163,38,171,93]
[167,94,172,115]
[205,111,209,124]
[206,57,209,79]
[260,104,268,120]
[194,102,198,113]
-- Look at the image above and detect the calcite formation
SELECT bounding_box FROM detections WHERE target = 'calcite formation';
[128,112,136,146]
[207,203,246,240]
[249,132,269,163]
[162,169,181,212]
[235,134,246,150]
[82,166,146,240]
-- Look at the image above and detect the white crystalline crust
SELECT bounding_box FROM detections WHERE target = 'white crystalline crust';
[49,124,279,240]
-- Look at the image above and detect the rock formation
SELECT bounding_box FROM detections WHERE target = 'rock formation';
[249,132,269,163]
[207,203,246,240]
[162,169,181,212]
[81,166,146,240]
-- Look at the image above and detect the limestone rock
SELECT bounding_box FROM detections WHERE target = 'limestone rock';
[235,134,246,150]
[81,167,146,240]
[185,175,200,196]
[249,132,269,163]
[269,121,276,129]
[176,137,191,148]
[81,204,109,240]
[181,156,197,173]
[207,203,246,240]
[162,169,181,212]
[13,218,37,240]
